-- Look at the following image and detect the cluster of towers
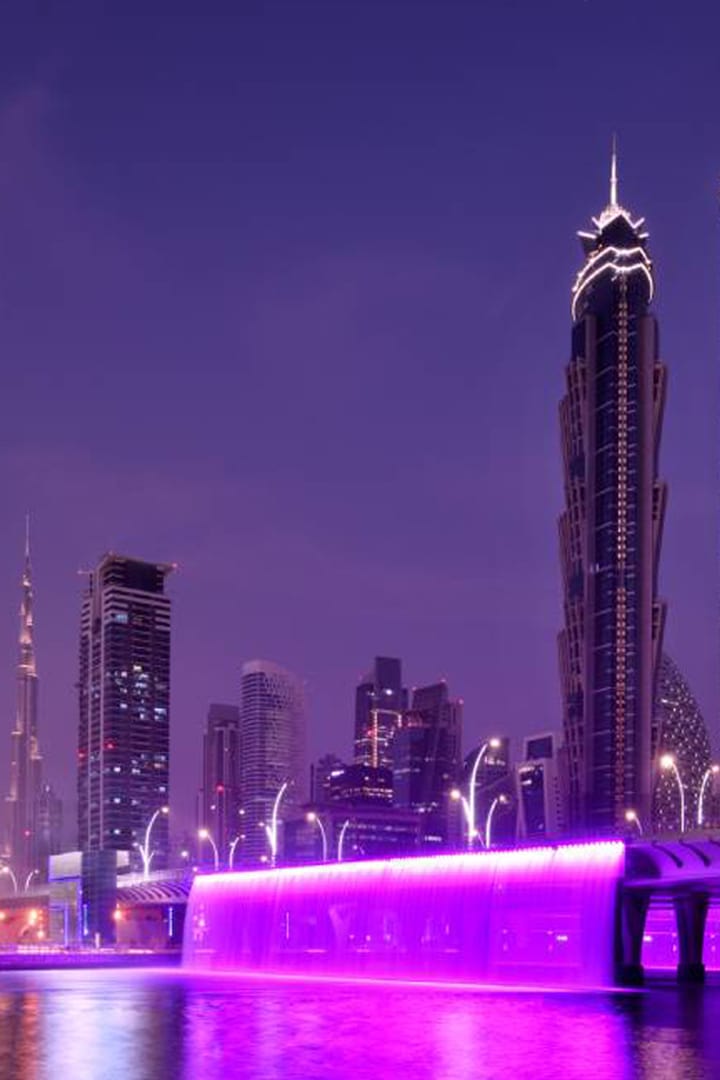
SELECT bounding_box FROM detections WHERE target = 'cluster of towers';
[1,149,714,887]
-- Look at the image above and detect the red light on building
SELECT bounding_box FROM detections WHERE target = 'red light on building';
[216,784,225,794]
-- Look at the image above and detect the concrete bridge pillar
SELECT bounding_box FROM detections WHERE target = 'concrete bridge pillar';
[615,890,650,986]
[674,892,710,984]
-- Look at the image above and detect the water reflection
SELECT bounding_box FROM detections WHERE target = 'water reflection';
[0,971,716,1079]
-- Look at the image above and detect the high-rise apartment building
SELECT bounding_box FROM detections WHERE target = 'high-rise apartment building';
[78,554,173,867]
[393,681,462,844]
[199,703,241,863]
[558,148,666,832]
[354,657,407,769]
[4,524,43,878]
[239,660,306,866]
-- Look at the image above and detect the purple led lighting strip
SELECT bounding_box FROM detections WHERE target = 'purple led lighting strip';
[183,842,625,989]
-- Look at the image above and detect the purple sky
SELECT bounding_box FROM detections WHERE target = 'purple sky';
[0,1,718,839]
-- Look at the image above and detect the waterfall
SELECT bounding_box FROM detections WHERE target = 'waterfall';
[183,841,624,989]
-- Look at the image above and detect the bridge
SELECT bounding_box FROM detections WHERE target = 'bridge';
[619,839,720,984]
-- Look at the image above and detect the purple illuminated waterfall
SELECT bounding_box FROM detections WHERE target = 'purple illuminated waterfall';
[183,842,624,988]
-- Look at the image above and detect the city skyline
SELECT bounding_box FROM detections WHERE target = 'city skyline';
[0,4,717,841]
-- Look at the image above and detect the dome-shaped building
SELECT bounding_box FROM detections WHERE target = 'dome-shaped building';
[652,653,711,832]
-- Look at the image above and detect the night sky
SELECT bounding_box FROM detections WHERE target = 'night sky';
[0,1,718,839]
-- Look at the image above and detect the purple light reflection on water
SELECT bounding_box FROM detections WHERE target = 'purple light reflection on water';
[0,968,717,1078]
[184,842,625,989]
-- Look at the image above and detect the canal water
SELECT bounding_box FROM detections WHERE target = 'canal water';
[0,969,718,1079]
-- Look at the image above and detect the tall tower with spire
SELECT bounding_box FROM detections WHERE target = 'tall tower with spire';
[558,144,667,833]
[5,518,43,876]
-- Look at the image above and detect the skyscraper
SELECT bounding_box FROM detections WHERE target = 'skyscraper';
[239,659,306,866]
[199,703,241,863]
[5,522,43,878]
[559,146,667,832]
[393,681,462,845]
[353,657,407,769]
[78,554,173,867]
[652,653,711,832]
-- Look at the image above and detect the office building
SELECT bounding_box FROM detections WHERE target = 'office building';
[393,681,462,845]
[558,147,667,831]
[77,554,173,868]
[199,703,241,864]
[239,659,306,866]
[354,656,407,768]
[516,732,567,840]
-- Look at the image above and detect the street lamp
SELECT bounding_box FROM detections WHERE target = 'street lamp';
[455,738,501,849]
[228,834,244,869]
[484,793,509,849]
[660,753,685,833]
[1,866,18,893]
[139,806,169,881]
[450,788,477,845]
[306,812,328,862]
[198,827,220,871]
[337,819,351,862]
[264,780,290,867]
[697,764,719,827]
[624,809,643,836]
[23,869,39,892]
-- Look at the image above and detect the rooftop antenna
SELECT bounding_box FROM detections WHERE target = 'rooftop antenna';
[610,133,619,207]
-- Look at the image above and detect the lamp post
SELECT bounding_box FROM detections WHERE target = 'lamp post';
[467,738,501,850]
[139,805,169,881]
[337,819,351,862]
[306,812,328,862]
[450,788,476,845]
[624,809,643,836]
[264,780,289,867]
[660,754,685,833]
[697,764,719,827]
[484,794,509,849]
[23,869,39,892]
[1,866,18,893]
[228,834,243,869]
[198,827,220,872]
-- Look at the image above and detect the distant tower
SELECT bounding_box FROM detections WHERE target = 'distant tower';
[393,681,462,845]
[78,554,173,867]
[353,657,407,768]
[652,653,711,831]
[558,143,667,832]
[239,660,306,866]
[199,703,241,864]
[5,518,43,878]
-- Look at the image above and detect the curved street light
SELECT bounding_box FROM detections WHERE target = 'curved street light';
[467,739,501,850]
[624,809,643,836]
[450,788,477,845]
[198,827,220,872]
[697,764,719,827]
[660,754,685,833]
[139,805,169,881]
[1,866,18,893]
[337,818,351,862]
[23,869,39,892]
[484,793,509,849]
[264,781,290,867]
[306,812,328,862]
[228,834,243,869]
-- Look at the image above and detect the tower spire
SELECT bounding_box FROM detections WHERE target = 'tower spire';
[19,516,35,676]
[610,133,618,208]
